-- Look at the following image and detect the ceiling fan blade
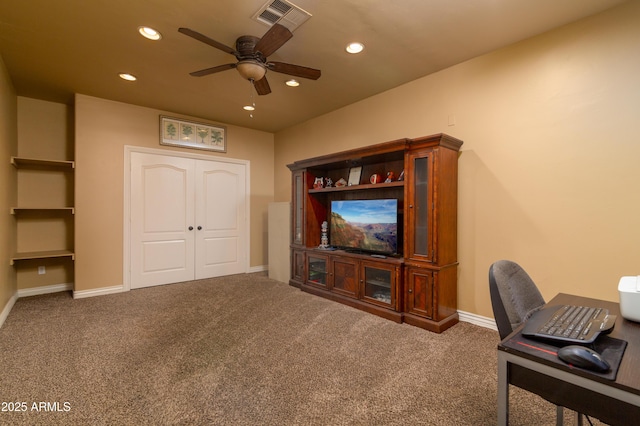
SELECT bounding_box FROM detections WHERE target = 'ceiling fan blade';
[268,62,321,80]
[190,63,236,77]
[254,24,292,57]
[178,27,238,56]
[253,76,271,96]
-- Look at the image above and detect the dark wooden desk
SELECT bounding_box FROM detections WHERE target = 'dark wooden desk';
[497,293,640,425]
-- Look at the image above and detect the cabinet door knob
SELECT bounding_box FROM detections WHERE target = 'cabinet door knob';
[188,226,194,231]
[409,205,414,208]
[197,226,202,230]
[408,289,413,293]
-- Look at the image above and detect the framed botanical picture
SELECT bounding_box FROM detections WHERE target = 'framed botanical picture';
[160,115,226,152]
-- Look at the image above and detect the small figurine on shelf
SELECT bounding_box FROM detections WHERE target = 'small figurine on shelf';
[335,178,347,187]
[318,221,330,249]
[384,171,396,183]
[325,177,333,188]
[397,170,405,181]
[313,177,324,189]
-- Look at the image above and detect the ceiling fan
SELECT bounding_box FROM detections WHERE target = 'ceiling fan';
[178,24,321,95]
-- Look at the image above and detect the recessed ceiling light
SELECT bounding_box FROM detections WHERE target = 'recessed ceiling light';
[286,79,300,87]
[138,26,162,40]
[243,105,255,111]
[346,42,364,54]
[119,73,137,81]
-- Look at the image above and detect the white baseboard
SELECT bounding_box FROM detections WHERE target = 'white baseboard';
[73,285,125,299]
[248,264,268,273]
[458,309,498,331]
[0,292,18,329]
[17,282,73,298]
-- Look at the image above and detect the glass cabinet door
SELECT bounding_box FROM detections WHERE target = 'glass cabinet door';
[292,170,304,245]
[361,262,396,308]
[407,150,433,262]
[307,254,328,287]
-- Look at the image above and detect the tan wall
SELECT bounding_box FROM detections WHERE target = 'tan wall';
[274,2,640,318]
[17,97,73,160]
[0,55,17,309]
[75,94,274,292]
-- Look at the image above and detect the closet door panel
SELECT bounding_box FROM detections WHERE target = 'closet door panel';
[195,160,247,279]
[130,153,195,288]
[203,237,238,264]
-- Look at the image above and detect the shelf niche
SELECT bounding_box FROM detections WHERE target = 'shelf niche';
[10,156,75,267]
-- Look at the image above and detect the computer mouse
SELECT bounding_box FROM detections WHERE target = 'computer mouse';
[557,345,610,372]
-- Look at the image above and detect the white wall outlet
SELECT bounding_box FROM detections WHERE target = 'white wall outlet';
[38,266,46,275]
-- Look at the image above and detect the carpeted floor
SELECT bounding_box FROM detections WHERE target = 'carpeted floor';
[0,272,589,425]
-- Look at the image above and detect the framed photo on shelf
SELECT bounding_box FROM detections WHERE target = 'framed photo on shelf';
[348,166,362,186]
[160,115,226,152]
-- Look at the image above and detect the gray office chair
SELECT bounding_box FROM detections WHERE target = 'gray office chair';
[489,260,545,340]
[489,260,582,426]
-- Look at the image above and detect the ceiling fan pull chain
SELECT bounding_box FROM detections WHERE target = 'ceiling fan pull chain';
[249,80,255,118]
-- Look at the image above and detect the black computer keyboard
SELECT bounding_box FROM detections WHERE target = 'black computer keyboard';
[522,304,617,345]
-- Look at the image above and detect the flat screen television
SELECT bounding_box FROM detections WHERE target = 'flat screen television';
[330,199,399,255]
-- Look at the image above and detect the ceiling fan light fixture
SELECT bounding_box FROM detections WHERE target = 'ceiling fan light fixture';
[346,42,364,54]
[138,26,162,40]
[119,73,137,81]
[286,79,300,87]
[236,60,267,81]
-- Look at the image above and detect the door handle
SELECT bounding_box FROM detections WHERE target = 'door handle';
[188,226,193,231]
[197,226,202,230]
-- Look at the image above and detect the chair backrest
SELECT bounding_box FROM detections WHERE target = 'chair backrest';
[489,260,546,340]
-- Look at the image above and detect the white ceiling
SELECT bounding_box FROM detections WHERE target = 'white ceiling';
[0,0,628,133]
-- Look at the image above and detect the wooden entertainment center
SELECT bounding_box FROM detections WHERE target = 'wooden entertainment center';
[287,133,463,333]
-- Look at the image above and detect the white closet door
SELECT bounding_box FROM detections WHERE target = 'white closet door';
[195,160,246,279]
[130,152,195,288]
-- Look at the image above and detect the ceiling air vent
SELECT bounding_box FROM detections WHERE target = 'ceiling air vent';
[252,0,312,32]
